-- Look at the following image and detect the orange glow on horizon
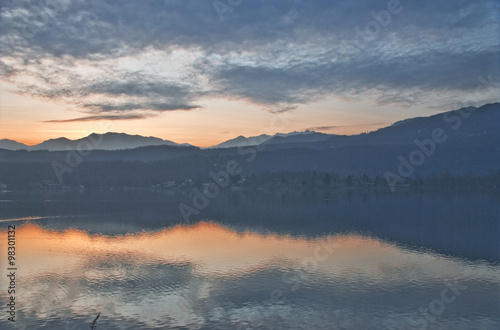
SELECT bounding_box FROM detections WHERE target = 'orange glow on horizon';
[2,124,388,148]
[1,86,402,148]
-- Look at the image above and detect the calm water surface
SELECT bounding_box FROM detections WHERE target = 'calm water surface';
[0,190,499,329]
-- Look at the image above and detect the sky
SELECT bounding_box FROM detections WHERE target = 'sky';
[0,0,499,147]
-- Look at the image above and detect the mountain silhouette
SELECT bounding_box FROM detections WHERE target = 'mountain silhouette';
[0,132,192,151]
[0,103,498,180]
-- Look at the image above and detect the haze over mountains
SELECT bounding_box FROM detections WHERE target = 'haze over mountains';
[209,130,331,149]
[0,132,192,151]
[0,103,499,183]
[0,130,332,151]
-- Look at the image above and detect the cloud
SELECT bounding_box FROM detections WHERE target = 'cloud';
[306,123,389,133]
[306,126,340,132]
[81,102,200,112]
[42,114,155,123]
[0,0,498,118]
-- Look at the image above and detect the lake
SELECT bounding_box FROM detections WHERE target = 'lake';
[0,189,499,329]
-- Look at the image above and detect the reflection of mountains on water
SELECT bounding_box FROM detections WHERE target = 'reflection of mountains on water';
[1,189,499,262]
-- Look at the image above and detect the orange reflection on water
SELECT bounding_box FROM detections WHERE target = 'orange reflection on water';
[1,221,497,329]
[2,221,445,278]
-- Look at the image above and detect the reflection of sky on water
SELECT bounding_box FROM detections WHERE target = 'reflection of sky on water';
[1,222,499,329]
[2,189,499,262]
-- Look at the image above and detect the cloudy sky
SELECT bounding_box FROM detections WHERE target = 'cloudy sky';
[1,0,498,146]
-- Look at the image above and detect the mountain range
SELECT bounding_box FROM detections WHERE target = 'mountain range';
[0,132,192,151]
[0,103,499,183]
[0,130,333,151]
[209,130,331,149]
[3,103,498,154]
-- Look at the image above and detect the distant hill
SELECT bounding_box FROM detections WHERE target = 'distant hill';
[244,103,500,175]
[0,132,192,151]
[210,134,272,149]
[259,131,333,149]
[259,103,500,151]
[0,139,30,150]
[209,130,325,149]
